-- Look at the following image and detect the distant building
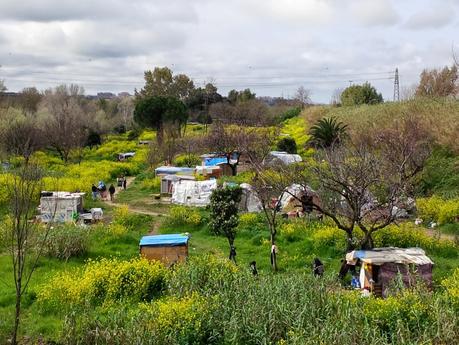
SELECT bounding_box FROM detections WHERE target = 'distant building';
[118,92,131,97]
[97,92,116,99]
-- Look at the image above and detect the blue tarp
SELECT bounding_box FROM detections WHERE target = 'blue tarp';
[140,234,189,247]
[204,157,227,166]
[155,166,194,175]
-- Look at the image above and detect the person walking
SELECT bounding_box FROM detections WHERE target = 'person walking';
[122,177,127,190]
[91,184,98,200]
[109,184,116,202]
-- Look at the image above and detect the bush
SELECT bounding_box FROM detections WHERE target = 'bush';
[174,154,201,167]
[141,177,161,192]
[41,224,90,261]
[442,267,459,303]
[374,223,458,257]
[417,196,459,224]
[167,255,240,297]
[277,137,297,154]
[311,226,347,250]
[167,206,203,227]
[279,221,309,242]
[38,258,167,311]
[112,205,152,231]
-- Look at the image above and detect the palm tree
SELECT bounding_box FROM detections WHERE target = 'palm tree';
[309,117,348,148]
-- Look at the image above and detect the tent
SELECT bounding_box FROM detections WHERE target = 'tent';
[264,151,302,166]
[171,179,217,207]
[140,234,189,265]
[346,247,434,297]
[279,184,320,212]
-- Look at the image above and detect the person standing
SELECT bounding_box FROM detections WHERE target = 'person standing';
[109,184,116,202]
[122,177,127,190]
[91,184,98,200]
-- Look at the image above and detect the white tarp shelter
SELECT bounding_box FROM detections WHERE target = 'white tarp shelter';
[39,191,85,223]
[265,151,302,166]
[161,175,195,195]
[171,179,217,207]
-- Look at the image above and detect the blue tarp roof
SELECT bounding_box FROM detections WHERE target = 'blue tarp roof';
[204,157,227,166]
[155,166,194,175]
[139,234,189,247]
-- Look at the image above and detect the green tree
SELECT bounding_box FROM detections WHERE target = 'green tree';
[277,137,297,154]
[340,82,383,106]
[134,96,187,144]
[209,186,242,263]
[139,67,195,101]
[227,88,256,104]
[309,117,348,148]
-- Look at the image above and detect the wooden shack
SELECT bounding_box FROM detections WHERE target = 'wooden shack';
[139,234,189,266]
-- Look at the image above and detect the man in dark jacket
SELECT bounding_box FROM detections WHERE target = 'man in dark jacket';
[109,184,116,201]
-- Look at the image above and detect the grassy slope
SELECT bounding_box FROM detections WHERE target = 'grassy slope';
[0,107,458,342]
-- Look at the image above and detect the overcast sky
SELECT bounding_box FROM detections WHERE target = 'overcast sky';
[0,0,457,102]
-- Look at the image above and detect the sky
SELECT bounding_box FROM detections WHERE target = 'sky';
[0,0,457,103]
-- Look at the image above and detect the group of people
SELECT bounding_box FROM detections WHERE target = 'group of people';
[91,176,127,201]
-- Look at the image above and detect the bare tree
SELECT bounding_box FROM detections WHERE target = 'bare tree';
[330,88,343,106]
[1,118,45,164]
[294,86,311,108]
[3,164,53,345]
[18,87,42,116]
[415,65,458,98]
[43,85,89,162]
[118,96,134,129]
[283,124,431,250]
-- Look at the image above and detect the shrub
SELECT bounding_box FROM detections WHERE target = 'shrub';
[167,255,240,297]
[442,267,459,303]
[417,195,459,224]
[373,223,458,257]
[112,205,152,231]
[311,226,347,250]
[237,213,265,232]
[141,177,161,192]
[279,221,309,242]
[174,154,201,167]
[141,293,213,344]
[167,206,202,227]
[38,258,167,311]
[277,137,297,154]
[40,224,90,261]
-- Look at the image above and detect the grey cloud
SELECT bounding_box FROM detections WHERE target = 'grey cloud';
[405,7,455,29]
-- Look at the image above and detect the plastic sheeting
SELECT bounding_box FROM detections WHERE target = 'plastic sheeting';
[140,234,189,247]
[265,151,302,166]
[346,247,434,265]
[171,179,217,207]
[155,166,195,176]
[240,183,263,213]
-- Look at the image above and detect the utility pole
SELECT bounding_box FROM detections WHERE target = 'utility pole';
[393,68,400,102]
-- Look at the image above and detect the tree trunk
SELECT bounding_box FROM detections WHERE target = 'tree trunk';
[270,230,277,271]
[12,286,21,345]
[360,232,374,250]
[346,232,355,252]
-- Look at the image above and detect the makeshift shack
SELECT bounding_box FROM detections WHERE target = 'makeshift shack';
[195,165,222,179]
[39,191,85,223]
[201,153,237,176]
[160,175,195,195]
[140,234,189,265]
[171,179,217,206]
[155,166,195,177]
[118,152,135,161]
[264,151,302,166]
[346,247,434,297]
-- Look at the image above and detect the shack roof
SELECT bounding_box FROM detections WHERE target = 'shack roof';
[346,247,433,265]
[155,166,195,176]
[139,234,189,247]
[40,191,85,199]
